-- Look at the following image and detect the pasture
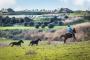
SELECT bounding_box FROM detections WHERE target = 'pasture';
[0,39,90,60]
[0,26,66,30]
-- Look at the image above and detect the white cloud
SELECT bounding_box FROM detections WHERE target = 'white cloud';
[58,0,90,6]
[0,0,16,8]
[74,0,90,10]
[57,0,90,10]
[74,0,85,6]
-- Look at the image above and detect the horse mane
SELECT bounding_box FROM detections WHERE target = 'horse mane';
[18,40,23,43]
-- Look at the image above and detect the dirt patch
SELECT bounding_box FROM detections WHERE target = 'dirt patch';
[0,43,9,47]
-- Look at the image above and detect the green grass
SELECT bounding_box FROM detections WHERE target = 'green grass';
[0,26,66,30]
[0,39,90,60]
[0,26,36,30]
[68,12,90,17]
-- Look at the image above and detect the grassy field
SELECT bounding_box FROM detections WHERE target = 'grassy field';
[0,26,66,30]
[0,26,35,30]
[0,39,90,60]
[68,12,88,17]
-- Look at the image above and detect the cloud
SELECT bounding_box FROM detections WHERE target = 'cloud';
[58,0,90,6]
[74,0,90,10]
[0,0,16,9]
[57,0,90,10]
[74,0,85,6]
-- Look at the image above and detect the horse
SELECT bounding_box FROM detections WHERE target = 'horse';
[29,38,41,46]
[9,40,24,47]
[60,28,76,43]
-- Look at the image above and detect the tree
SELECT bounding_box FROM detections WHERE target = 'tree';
[0,16,3,26]
[7,8,15,12]
[24,17,32,22]
[11,17,16,24]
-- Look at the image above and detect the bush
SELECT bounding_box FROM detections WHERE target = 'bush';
[43,22,49,26]
[37,22,42,26]
[48,23,54,28]
[24,22,28,26]
[58,21,64,26]
[35,24,40,29]
[64,15,69,19]
[29,22,34,26]
[84,16,90,20]
[41,24,46,28]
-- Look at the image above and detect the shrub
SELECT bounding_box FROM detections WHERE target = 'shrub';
[43,22,49,26]
[64,15,69,19]
[41,24,46,28]
[48,23,54,28]
[24,22,28,26]
[35,24,40,29]
[29,22,34,26]
[58,21,64,26]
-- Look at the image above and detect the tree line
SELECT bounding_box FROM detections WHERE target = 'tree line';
[0,16,64,28]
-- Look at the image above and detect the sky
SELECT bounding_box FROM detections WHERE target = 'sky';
[0,0,90,11]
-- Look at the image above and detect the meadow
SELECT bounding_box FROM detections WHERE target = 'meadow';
[0,39,90,60]
[0,26,66,30]
[0,13,90,60]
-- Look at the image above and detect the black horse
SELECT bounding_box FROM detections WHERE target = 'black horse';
[60,28,76,43]
[29,38,41,46]
[9,40,24,47]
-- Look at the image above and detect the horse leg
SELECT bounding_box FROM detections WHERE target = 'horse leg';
[64,38,67,43]
[36,43,38,46]
[73,34,76,42]
[31,43,33,46]
[29,42,32,46]
[11,44,14,47]
[28,43,31,46]
[20,44,21,47]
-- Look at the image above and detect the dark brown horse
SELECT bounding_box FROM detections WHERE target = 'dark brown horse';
[9,40,24,47]
[29,38,41,46]
[60,28,76,43]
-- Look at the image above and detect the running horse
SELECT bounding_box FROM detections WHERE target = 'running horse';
[9,40,24,47]
[60,28,76,43]
[29,38,41,46]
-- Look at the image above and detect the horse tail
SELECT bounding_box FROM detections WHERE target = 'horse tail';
[9,42,13,46]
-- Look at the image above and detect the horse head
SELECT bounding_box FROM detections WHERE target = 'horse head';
[19,40,24,43]
[37,38,41,41]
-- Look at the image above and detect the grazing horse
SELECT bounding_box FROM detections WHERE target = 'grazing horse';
[60,28,76,43]
[9,40,24,47]
[29,38,41,46]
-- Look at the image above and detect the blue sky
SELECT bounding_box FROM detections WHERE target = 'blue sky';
[0,0,90,11]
